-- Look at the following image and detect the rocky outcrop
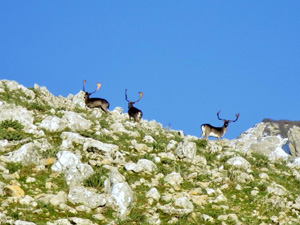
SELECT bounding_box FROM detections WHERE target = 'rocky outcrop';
[230,121,300,159]
[288,126,300,157]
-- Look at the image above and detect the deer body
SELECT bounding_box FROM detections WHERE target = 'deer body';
[84,95,110,113]
[201,123,228,141]
[83,80,110,114]
[128,104,143,122]
[125,89,143,122]
[201,111,239,141]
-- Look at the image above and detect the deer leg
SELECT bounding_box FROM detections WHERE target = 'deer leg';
[100,106,108,114]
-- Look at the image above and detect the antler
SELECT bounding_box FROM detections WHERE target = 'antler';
[125,89,128,102]
[83,80,87,91]
[83,80,101,94]
[89,82,101,94]
[96,82,101,91]
[217,110,240,123]
[135,92,143,103]
[217,111,225,121]
[125,89,143,103]
[229,113,240,123]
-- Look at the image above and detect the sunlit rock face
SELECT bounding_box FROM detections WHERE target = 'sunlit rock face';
[230,120,300,159]
[288,126,300,157]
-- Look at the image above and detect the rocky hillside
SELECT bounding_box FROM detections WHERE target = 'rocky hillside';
[1,79,300,225]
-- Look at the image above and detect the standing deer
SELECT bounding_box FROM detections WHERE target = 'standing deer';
[83,80,110,114]
[125,89,143,122]
[201,111,239,141]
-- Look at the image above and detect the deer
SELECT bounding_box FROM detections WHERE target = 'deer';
[125,89,143,122]
[201,111,240,141]
[83,80,110,114]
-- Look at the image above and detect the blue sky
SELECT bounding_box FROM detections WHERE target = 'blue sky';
[1,1,299,139]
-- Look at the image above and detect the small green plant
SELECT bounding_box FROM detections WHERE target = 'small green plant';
[194,139,207,150]
[78,130,98,139]
[0,119,25,141]
[6,162,23,173]
[27,102,51,112]
[39,147,60,158]
[83,166,109,191]
[248,152,270,168]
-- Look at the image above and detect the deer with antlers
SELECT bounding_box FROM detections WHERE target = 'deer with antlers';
[83,80,110,114]
[201,111,240,141]
[125,89,143,122]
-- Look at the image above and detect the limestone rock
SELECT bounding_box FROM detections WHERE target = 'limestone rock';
[4,185,25,197]
[33,84,73,109]
[166,140,178,151]
[40,112,92,132]
[49,191,68,206]
[15,221,36,225]
[143,135,156,143]
[124,159,157,173]
[267,183,287,196]
[158,196,194,216]
[226,156,251,170]
[230,122,289,160]
[131,139,151,152]
[60,132,118,161]
[67,186,106,209]
[40,116,67,132]
[0,80,35,99]
[288,126,300,157]
[175,138,196,161]
[0,103,35,132]
[105,167,133,219]
[174,196,194,211]
[146,187,160,201]
[164,172,183,187]
[0,141,49,164]
[51,151,93,185]
[69,91,86,109]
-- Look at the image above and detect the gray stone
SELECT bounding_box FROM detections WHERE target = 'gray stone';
[40,116,67,132]
[166,140,177,151]
[68,186,106,209]
[49,191,68,206]
[15,221,36,225]
[124,159,157,173]
[226,156,251,170]
[0,141,47,165]
[146,187,160,201]
[158,196,194,217]
[105,167,133,219]
[164,172,183,187]
[51,151,93,185]
[175,139,196,160]
[288,126,300,157]
[267,183,287,196]
[230,122,289,160]
[0,103,35,132]
[62,111,92,131]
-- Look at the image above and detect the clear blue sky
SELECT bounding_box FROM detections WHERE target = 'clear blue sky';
[1,1,299,139]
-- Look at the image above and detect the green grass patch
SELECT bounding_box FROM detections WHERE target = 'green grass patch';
[6,162,23,173]
[83,166,109,192]
[0,119,26,141]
